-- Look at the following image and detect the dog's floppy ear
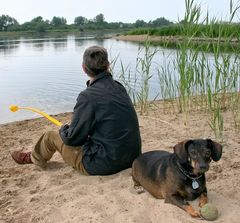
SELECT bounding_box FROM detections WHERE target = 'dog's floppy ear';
[207,139,222,161]
[173,140,193,163]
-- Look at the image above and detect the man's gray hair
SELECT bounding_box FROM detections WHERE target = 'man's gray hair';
[83,45,109,75]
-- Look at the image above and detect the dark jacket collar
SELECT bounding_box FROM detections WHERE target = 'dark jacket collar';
[86,72,112,87]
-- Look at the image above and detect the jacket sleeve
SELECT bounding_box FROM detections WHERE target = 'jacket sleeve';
[59,94,94,146]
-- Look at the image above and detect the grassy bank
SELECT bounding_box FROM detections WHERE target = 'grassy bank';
[126,23,240,39]
[123,23,240,52]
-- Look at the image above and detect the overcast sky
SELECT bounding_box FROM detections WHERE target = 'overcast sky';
[0,0,239,24]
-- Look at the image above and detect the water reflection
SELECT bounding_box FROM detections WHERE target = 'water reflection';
[52,38,68,50]
[93,38,105,45]
[0,43,20,55]
[75,38,85,47]
[0,39,20,55]
[33,42,45,50]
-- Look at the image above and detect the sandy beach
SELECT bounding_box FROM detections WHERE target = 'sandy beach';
[114,34,180,43]
[0,100,240,223]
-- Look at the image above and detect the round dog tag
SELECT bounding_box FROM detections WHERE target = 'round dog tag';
[192,180,199,189]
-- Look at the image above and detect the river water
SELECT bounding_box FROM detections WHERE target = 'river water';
[0,33,180,124]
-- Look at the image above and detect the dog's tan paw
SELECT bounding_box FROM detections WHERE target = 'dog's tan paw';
[199,194,208,208]
[190,210,200,218]
[185,205,200,218]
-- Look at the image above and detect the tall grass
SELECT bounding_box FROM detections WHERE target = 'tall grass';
[135,42,158,114]
[158,0,240,139]
[115,0,240,139]
[115,41,158,114]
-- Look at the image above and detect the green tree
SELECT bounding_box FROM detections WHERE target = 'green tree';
[74,16,88,26]
[94,13,105,24]
[150,17,172,27]
[31,16,44,23]
[135,19,146,28]
[35,23,46,32]
[51,16,67,26]
[0,15,19,31]
[20,16,48,32]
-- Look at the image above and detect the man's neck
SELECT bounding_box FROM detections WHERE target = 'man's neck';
[88,71,109,85]
[89,77,95,84]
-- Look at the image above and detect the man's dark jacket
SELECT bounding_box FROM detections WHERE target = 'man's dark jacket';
[60,72,141,175]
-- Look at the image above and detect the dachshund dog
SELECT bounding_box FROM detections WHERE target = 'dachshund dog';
[132,139,222,217]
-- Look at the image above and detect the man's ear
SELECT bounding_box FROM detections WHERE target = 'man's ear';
[207,139,222,161]
[173,140,193,163]
[82,64,87,73]
[82,64,94,77]
[106,64,110,72]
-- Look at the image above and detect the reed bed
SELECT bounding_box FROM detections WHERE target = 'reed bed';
[114,0,240,140]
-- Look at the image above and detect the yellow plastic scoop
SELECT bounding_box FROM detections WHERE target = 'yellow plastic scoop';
[9,105,62,127]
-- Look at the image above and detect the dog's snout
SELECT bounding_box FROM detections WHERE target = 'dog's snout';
[199,163,206,169]
[198,163,209,172]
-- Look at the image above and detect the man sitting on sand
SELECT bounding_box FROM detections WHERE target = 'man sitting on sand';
[11,45,142,175]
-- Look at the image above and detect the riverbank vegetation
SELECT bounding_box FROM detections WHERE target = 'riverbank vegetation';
[124,1,240,52]
[125,22,240,52]
[115,0,240,140]
[0,13,172,33]
[126,23,240,39]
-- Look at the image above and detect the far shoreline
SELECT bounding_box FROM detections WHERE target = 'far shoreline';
[113,34,240,44]
[0,29,128,40]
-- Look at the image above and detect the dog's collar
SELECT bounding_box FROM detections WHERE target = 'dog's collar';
[176,160,203,189]
[176,160,203,181]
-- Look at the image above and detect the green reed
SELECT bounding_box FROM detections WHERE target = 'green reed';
[118,59,138,105]
[135,42,158,114]
[114,0,240,139]
[153,0,240,139]
[166,0,240,138]
[112,41,157,114]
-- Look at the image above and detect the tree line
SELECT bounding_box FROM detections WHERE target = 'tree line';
[0,13,172,32]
